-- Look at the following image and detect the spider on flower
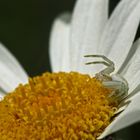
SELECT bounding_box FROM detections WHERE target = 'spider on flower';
[85,54,129,104]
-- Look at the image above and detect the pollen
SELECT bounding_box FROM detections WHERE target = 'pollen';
[0,72,117,140]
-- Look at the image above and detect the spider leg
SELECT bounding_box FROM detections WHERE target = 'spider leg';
[84,55,115,75]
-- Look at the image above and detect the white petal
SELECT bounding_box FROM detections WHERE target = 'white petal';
[70,0,108,74]
[118,39,139,74]
[0,61,26,92]
[0,43,28,82]
[49,13,71,72]
[121,39,140,93]
[98,93,140,139]
[99,0,140,72]
[128,71,140,94]
[0,43,28,92]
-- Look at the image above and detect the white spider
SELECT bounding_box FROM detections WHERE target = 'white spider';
[85,55,129,104]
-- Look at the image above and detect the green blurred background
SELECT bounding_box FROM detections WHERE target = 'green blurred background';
[0,0,140,139]
[0,0,75,76]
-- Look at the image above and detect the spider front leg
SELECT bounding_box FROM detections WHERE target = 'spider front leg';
[84,54,115,81]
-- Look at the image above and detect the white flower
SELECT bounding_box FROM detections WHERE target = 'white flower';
[0,0,140,139]
[49,0,140,139]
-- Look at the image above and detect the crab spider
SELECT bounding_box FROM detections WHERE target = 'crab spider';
[85,55,129,104]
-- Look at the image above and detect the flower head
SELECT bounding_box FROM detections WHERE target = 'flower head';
[50,0,140,139]
[0,72,117,139]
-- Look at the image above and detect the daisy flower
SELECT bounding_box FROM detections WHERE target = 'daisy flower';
[50,0,140,139]
[0,0,140,139]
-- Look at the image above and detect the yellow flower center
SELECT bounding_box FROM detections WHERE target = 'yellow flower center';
[0,72,117,140]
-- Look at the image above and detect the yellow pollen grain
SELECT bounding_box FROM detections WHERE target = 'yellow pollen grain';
[0,72,117,140]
